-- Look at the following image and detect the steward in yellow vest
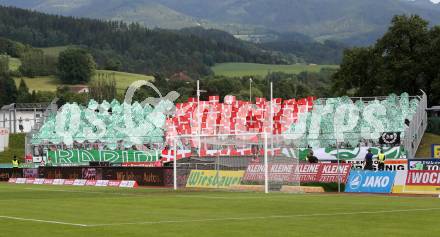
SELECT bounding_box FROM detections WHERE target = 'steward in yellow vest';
[377,150,386,171]
[12,156,19,168]
[12,156,19,178]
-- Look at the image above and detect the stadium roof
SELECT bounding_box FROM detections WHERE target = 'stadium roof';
[1,102,51,110]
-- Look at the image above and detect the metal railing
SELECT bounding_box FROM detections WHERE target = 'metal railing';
[402,91,428,158]
[25,98,59,155]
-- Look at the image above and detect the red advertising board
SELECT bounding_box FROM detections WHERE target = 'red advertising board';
[85,180,97,186]
[34,178,45,184]
[96,180,109,187]
[243,163,352,183]
[406,170,440,186]
[290,164,321,183]
[63,179,75,185]
[317,163,352,183]
[108,180,121,187]
[243,163,294,182]
[119,180,138,188]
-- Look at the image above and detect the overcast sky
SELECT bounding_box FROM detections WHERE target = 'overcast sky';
[431,0,440,3]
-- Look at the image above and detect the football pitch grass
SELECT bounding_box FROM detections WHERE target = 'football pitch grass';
[0,183,439,237]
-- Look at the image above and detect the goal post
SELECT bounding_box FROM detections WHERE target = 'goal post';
[169,133,302,193]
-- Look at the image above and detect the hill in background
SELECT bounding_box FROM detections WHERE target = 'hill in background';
[0,6,284,77]
[1,0,440,45]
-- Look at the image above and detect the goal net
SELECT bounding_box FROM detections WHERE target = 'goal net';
[169,133,301,193]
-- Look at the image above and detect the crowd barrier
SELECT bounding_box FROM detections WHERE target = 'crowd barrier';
[3,160,440,194]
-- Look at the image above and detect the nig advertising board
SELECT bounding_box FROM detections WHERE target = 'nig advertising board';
[345,171,396,193]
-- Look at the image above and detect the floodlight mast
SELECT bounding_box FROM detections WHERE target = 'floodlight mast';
[196,80,207,157]
[270,81,274,152]
[173,138,177,190]
[197,80,200,157]
[249,77,253,103]
[264,132,269,194]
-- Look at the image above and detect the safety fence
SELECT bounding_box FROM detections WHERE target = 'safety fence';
[3,158,440,195]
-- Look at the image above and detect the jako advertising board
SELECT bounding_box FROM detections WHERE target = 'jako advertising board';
[345,171,396,193]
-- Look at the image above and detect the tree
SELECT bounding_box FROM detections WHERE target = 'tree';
[16,78,30,102]
[55,86,89,106]
[332,14,440,104]
[57,48,96,84]
[332,47,382,96]
[0,54,9,75]
[0,6,284,77]
[428,26,440,104]
[0,73,17,106]
[0,37,27,57]
[19,49,57,77]
[375,15,431,95]
[89,73,117,102]
[103,58,122,71]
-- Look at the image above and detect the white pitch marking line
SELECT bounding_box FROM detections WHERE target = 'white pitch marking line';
[22,188,349,200]
[23,188,142,196]
[86,208,440,227]
[0,215,88,227]
[23,187,435,200]
[24,188,251,199]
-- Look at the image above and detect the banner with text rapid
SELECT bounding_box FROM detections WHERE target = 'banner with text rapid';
[47,150,160,164]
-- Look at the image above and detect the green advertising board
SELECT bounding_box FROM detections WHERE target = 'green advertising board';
[47,150,160,164]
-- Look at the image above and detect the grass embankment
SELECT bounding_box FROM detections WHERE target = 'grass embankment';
[415,132,440,158]
[11,46,153,92]
[0,133,25,163]
[212,62,339,77]
[13,71,154,92]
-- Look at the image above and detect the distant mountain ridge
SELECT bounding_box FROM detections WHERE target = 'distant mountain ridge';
[0,0,439,45]
[0,5,286,76]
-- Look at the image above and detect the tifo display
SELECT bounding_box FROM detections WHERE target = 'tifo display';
[29,93,415,165]
[7,92,429,194]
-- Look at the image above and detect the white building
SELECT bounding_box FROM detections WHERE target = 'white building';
[0,101,57,134]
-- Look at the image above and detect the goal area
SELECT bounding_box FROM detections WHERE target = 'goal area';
[168,133,306,193]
